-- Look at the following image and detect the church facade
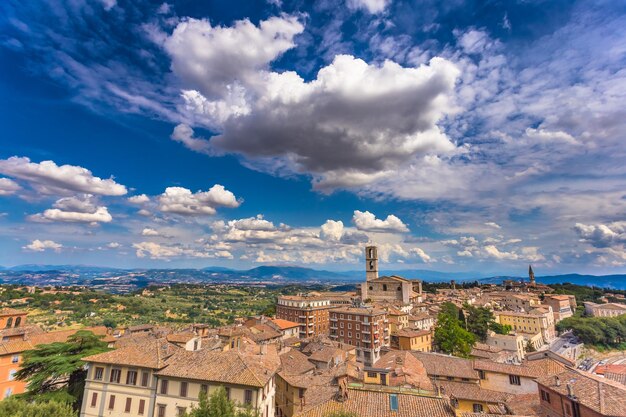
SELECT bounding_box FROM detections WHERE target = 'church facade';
[360,246,422,305]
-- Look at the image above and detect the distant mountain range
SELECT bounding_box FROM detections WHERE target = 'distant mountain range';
[1,264,625,289]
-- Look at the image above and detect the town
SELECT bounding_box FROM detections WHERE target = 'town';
[0,245,624,417]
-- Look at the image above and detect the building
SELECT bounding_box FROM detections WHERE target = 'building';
[502,294,541,312]
[276,296,332,338]
[80,338,178,417]
[391,329,432,352]
[329,307,388,365]
[544,295,574,322]
[473,357,566,395]
[496,307,555,345]
[537,368,626,417]
[270,319,300,340]
[360,246,423,305]
[583,302,626,317]
[485,332,526,362]
[0,309,27,332]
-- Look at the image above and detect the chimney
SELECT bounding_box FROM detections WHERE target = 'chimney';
[566,383,575,399]
[555,376,561,387]
[260,343,267,355]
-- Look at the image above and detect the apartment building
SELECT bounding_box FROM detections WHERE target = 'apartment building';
[496,307,555,345]
[583,302,626,318]
[543,295,574,322]
[153,346,279,417]
[390,328,432,352]
[80,338,177,417]
[276,296,331,338]
[329,307,388,366]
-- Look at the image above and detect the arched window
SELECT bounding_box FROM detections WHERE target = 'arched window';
[369,248,374,258]
[397,286,402,291]
[369,260,374,270]
[369,286,373,291]
[6,317,13,328]
[383,284,387,291]
[14,317,21,327]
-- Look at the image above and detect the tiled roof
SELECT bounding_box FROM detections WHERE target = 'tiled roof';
[537,368,626,416]
[0,340,33,355]
[271,318,300,330]
[438,381,510,403]
[411,352,479,380]
[166,332,196,343]
[473,358,565,379]
[280,349,315,375]
[374,351,434,391]
[83,338,177,369]
[393,328,431,338]
[156,345,280,387]
[294,389,455,417]
[0,308,27,316]
[329,306,386,316]
[504,393,542,417]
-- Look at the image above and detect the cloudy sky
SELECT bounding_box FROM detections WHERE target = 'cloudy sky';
[1,0,625,274]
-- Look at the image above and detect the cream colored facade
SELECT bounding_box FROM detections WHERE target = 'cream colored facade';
[478,369,537,395]
[485,332,525,361]
[81,363,156,417]
[496,308,555,345]
[153,377,275,417]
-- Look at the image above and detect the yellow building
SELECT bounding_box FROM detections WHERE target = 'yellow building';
[391,329,432,352]
[496,308,555,344]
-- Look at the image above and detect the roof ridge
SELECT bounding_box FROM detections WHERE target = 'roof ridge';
[236,350,265,387]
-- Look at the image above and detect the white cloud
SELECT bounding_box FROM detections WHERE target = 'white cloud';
[133,241,209,259]
[158,185,241,215]
[128,194,150,204]
[0,178,21,196]
[227,215,275,231]
[28,195,112,224]
[320,220,344,241]
[574,222,626,248]
[23,239,62,252]
[410,247,432,263]
[352,210,409,233]
[107,242,121,248]
[485,222,501,229]
[0,156,127,196]
[347,0,391,14]
[170,124,213,155]
[142,227,161,236]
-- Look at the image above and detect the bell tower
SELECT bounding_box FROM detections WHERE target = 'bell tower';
[365,246,378,281]
[528,265,536,286]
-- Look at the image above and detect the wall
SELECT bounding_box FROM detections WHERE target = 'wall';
[479,371,537,395]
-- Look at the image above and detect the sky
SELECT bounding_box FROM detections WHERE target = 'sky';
[0,0,625,274]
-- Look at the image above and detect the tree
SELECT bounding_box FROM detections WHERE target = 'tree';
[183,387,257,417]
[490,322,512,335]
[0,397,76,417]
[434,303,476,357]
[15,330,110,407]
[525,340,536,353]
[464,304,496,342]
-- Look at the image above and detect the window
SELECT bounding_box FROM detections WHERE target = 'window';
[509,375,521,385]
[138,400,145,415]
[141,371,149,387]
[367,371,377,378]
[11,355,19,364]
[110,368,121,383]
[541,390,551,403]
[356,333,360,339]
[446,376,454,381]
[108,395,116,410]
[8,370,16,381]
[3,388,12,398]
[201,384,209,396]
[383,284,388,291]
[348,332,352,337]
[340,330,344,336]
[348,323,352,329]
[389,394,398,411]
[6,317,12,328]
[126,370,138,385]
[94,367,104,380]
[125,397,132,413]
[224,386,230,400]
[245,389,253,405]
[90,392,98,407]
[157,404,166,417]
[473,404,483,413]
[160,379,169,395]
[177,406,186,416]
[180,381,188,397]
[298,388,305,398]
[14,317,21,327]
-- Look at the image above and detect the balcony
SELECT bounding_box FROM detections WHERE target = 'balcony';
[308,322,314,327]
[363,339,371,343]
[299,315,306,319]
[330,325,338,330]
[330,317,338,321]
[329,334,338,339]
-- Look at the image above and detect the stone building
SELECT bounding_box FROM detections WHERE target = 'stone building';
[583,301,626,317]
[360,246,422,305]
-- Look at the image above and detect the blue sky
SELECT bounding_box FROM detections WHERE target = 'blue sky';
[1,0,625,274]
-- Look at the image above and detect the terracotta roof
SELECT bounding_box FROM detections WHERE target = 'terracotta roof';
[294,389,455,417]
[473,358,565,379]
[329,306,386,316]
[411,352,479,380]
[393,328,431,338]
[0,308,27,316]
[0,324,43,338]
[0,340,34,355]
[280,349,315,375]
[156,345,279,387]
[504,393,542,417]
[374,351,434,391]
[537,368,626,416]
[271,318,300,330]
[166,332,197,343]
[83,338,177,369]
[438,381,510,403]
[605,372,626,386]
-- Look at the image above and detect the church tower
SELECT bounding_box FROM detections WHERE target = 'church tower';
[528,265,536,285]
[365,246,378,281]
